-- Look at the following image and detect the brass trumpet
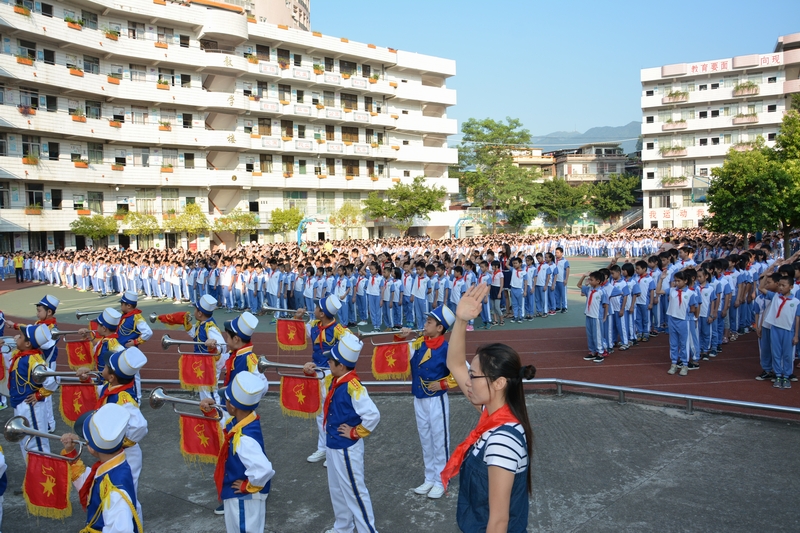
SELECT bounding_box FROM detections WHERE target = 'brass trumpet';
[161,334,221,354]
[257,356,325,379]
[149,387,223,419]
[76,310,103,320]
[4,416,85,461]
[358,329,421,346]
[262,306,309,316]
[149,313,158,324]
[31,364,101,385]
[51,328,84,341]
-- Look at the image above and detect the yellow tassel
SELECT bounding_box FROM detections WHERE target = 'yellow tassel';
[178,418,220,465]
[371,356,411,380]
[279,401,321,419]
[277,340,308,351]
[23,481,73,519]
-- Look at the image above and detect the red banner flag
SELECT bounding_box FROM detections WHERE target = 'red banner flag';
[156,312,192,331]
[276,319,307,351]
[179,413,222,464]
[65,340,94,370]
[59,383,98,425]
[178,354,217,391]
[23,452,73,518]
[372,342,411,380]
[279,375,321,418]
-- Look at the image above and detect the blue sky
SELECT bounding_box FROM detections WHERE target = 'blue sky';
[313,0,800,140]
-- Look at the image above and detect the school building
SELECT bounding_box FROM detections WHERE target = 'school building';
[640,31,800,229]
[0,0,458,251]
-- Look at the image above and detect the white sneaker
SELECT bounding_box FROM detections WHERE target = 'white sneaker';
[323,460,327,468]
[357,321,368,326]
[427,486,445,499]
[307,449,326,463]
[413,482,434,495]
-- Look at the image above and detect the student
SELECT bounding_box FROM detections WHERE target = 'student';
[392,266,404,330]
[396,305,457,500]
[533,253,551,318]
[696,267,718,361]
[411,260,430,331]
[577,271,609,363]
[60,404,143,533]
[755,272,779,382]
[489,260,505,326]
[554,247,570,313]
[657,271,697,376]
[116,291,153,399]
[523,256,535,321]
[381,265,395,330]
[443,283,535,533]
[608,265,630,351]
[200,371,275,533]
[365,262,384,332]
[78,307,124,378]
[478,261,493,329]
[763,275,800,389]
[508,258,526,323]
[634,261,655,343]
[402,261,416,328]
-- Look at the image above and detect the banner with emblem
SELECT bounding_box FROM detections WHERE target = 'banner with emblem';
[178,354,217,391]
[279,375,321,418]
[23,451,73,518]
[155,311,192,331]
[178,413,223,463]
[372,342,411,380]
[65,340,93,370]
[59,383,98,425]
[276,319,307,351]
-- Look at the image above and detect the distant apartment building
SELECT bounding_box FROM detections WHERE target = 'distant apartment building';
[551,142,627,183]
[511,147,554,179]
[640,32,800,229]
[252,0,310,31]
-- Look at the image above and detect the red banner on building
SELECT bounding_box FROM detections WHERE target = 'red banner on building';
[276,319,307,351]
[179,413,222,464]
[178,354,217,391]
[372,342,411,380]
[23,452,72,518]
[65,340,94,370]
[279,375,321,418]
[59,383,98,425]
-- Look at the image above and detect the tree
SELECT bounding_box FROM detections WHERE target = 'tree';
[705,110,800,258]
[213,209,260,244]
[70,215,119,244]
[363,176,446,236]
[163,203,210,242]
[497,164,543,232]
[329,201,363,239]
[122,212,160,237]
[589,173,641,221]
[268,206,304,236]
[538,178,590,228]
[458,117,535,232]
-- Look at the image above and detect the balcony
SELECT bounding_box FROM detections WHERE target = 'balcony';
[659,146,687,157]
[661,120,688,131]
[732,114,759,125]
[662,92,689,104]
[660,176,690,188]
[732,83,760,97]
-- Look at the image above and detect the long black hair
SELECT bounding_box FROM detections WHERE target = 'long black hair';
[476,343,536,493]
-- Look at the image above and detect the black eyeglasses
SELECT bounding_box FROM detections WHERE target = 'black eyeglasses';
[468,371,489,381]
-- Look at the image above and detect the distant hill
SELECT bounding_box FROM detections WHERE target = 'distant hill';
[531,121,641,154]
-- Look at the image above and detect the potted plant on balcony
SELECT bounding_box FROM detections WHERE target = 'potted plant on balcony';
[156,78,170,90]
[163,209,177,220]
[281,135,293,142]
[64,16,84,30]
[22,154,39,165]
[103,27,120,41]
[341,72,352,80]
[111,162,124,171]
[69,65,84,77]
[313,63,324,75]
[15,54,33,66]
[278,57,290,70]
[660,175,687,187]
[658,145,685,156]
[114,209,127,220]
[283,171,293,178]
[245,53,259,64]
[370,174,378,182]
[733,80,759,96]
[18,104,35,116]
[71,107,86,122]
[107,72,122,85]
[161,163,173,173]
[14,5,31,16]
[109,118,122,128]
[77,208,92,216]
[247,14,256,23]
[158,121,172,131]
[155,40,168,49]
[25,204,42,215]
[369,73,379,84]
[74,158,89,168]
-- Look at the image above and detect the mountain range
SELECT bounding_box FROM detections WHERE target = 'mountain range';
[531,121,642,154]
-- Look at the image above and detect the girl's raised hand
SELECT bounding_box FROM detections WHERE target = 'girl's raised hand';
[456,284,490,322]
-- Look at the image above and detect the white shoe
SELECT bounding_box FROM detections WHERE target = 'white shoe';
[427,486,445,499]
[357,321,367,326]
[307,449,326,463]
[324,529,336,533]
[414,482,434,495]
[323,460,327,468]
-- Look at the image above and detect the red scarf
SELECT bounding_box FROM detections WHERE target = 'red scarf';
[223,343,254,386]
[424,335,445,351]
[37,317,57,327]
[317,320,335,350]
[440,404,519,490]
[214,412,259,500]
[120,309,142,320]
[323,370,359,425]
[79,460,103,510]
[775,295,791,318]
[9,349,40,375]
[96,381,136,409]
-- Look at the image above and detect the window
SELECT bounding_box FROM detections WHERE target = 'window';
[649,191,670,209]
[711,110,719,118]
[342,127,359,143]
[136,188,156,215]
[161,188,179,214]
[712,137,720,146]
[646,116,654,124]
[42,49,55,65]
[87,191,103,213]
[324,57,334,72]
[131,106,148,125]
[699,111,708,119]
[258,118,272,136]
[183,113,192,129]
[768,104,777,112]
[316,191,335,214]
[184,153,195,169]
[402,140,410,145]
[364,97,373,113]
[85,100,102,120]
[366,161,375,177]
[22,135,41,157]
[128,21,144,40]
[362,64,371,79]
[81,10,98,30]
[340,60,357,76]
[158,68,174,86]
[157,26,173,45]
[323,91,335,107]
[160,109,176,125]
[699,84,707,91]
[403,170,410,177]
[278,84,291,102]
[0,133,5,157]
[73,194,85,210]
[41,3,52,17]
[277,48,290,64]
[130,64,147,82]
[133,147,149,167]
[699,138,708,146]
[162,149,178,168]
[181,74,191,88]
[259,154,272,173]
[298,125,306,139]
[20,87,38,109]
[326,158,336,176]
[281,120,293,138]
[0,181,9,208]
[283,191,307,210]
[377,132,384,145]
[645,90,654,97]
[723,134,732,145]
[646,171,655,179]
[343,159,359,177]
[768,133,776,141]
[47,142,59,161]
[711,83,719,90]
[26,184,43,208]
[83,55,100,75]
[341,93,357,111]
[325,125,335,141]
[87,143,103,164]
[294,54,302,67]
[282,155,294,174]
[343,192,360,202]
[179,35,189,48]
[646,142,654,150]
[256,45,270,61]
[299,159,306,174]
[49,188,61,210]
[17,39,36,60]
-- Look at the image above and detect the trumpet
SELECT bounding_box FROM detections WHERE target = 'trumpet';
[76,310,103,320]
[257,356,325,378]
[262,306,309,316]
[358,329,421,346]
[161,334,221,354]
[51,328,84,341]
[148,312,158,324]
[31,364,101,385]
[4,416,86,462]
[149,387,223,419]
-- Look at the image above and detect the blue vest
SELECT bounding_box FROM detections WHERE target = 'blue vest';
[310,320,345,368]
[220,417,270,500]
[98,382,139,406]
[116,313,142,346]
[193,318,219,354]
[9,351,47,408]
[324,376,363,450]
[410,338,450,399]
[85,455,140,533]
[96,337,122,375]
[457,425,529,533]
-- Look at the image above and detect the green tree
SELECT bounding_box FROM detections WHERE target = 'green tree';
[498,164,543,232]
[329,201,363,239]
[122,212,160,237]
[589,174,641,221]
[362,176,446,236]
[70,215,119,243]
[163,202,210,242]
[539,178,590,227]
[269,206,304,236]
[458,117,535,232]
[213,209,260,244]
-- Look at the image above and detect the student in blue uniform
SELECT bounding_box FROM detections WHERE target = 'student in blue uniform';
[763,275,800,389]
[577,271,609,363]
[657,271,697,376]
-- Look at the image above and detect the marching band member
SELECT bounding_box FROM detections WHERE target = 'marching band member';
[116,291,152,399]
[6,324,58,461]
[395,304,457,500]
[200,371,274,533]
[317,332,380,533]
[296,295,348,465]
[60,403,142,533]
[219,312,266,391]
[78,307,123,377]
[190,294,228,402]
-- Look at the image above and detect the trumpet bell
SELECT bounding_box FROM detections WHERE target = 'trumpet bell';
[148,387,222,419]
[149,313,158,324]
[76,310,102,320]
[4,415,30,442]
[149,387,169,410]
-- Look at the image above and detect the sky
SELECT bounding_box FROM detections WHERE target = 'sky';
[312,0,800,141]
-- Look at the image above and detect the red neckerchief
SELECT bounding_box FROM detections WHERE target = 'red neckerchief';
[424,335,445,351]
[37,318,57,327]
[223,343,254,385]
[323,370,359,425]
[92,333,118,360]
[317,320,335,350]
[120,309,142,321]
[775,295,791,318]
[9,348,41,373]
[588,289,597,308]
[677,288,683,305]
[96,381,135,409]
[79,460,103,510]
[440,404,519,490]
[214,412,259,500]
